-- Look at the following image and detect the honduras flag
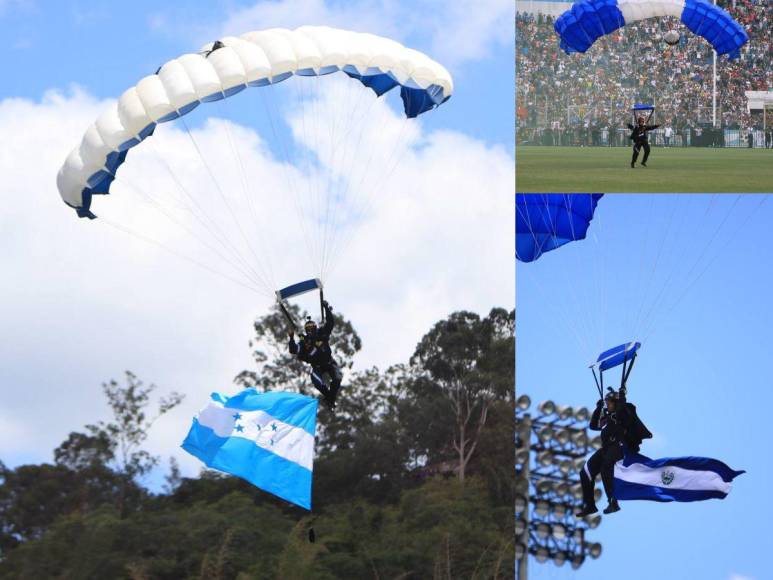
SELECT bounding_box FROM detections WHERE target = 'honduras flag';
[614,452,744,502]
[182,389,318,510]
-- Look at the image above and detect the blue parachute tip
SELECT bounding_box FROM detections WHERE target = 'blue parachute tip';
[595,341,641,372]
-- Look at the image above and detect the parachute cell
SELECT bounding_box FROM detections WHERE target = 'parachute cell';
[516,194,603,263]
[554,0,748,58]
[57,26,453,219]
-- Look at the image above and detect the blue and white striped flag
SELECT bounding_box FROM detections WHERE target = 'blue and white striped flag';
[614,452,744,502]
[182,389,318,509]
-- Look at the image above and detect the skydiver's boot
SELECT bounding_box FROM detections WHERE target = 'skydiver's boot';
[576,504,598,518]
[603,499,620,514]
[329,381,340,406]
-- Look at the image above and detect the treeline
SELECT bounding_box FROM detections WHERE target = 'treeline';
[0,307,514,579]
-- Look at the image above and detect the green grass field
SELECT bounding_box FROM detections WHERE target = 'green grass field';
[516,146,773,192]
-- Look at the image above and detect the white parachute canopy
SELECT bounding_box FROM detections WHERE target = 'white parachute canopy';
[57,26,453,296]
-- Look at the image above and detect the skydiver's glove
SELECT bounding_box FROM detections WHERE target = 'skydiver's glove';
[596,399,604,408]
[323,300,332,312]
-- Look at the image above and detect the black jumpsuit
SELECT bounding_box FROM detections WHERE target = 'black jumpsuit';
[580,396,632,508]
[628,123,660,165]
[288,302,342,402]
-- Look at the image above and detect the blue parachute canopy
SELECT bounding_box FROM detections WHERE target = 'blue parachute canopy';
[633,103,655,111]
[554,0,748,59]
[516,194,604,263]
[595,341,641,371]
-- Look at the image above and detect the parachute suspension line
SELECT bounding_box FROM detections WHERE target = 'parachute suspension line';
[640,194,768,345]
[629,194,683,340]
[111,173,273,295]
[216,99,279,287]
[258,86,318,282]
[288,75,326,280]
[312,73,371,282]
[141,137,273,292]
[635,195,733,343]
[633,195,701,341]
[98,216,268,296]
[517,196,597,358]
[625,195,656,340]
[317,78,383,281]
[533,195,595,358]
[515,199,585,353]
[303,75,326,280]
[560,194,599,356]
[318,74,362,282]
[322,102,413,281]
[179,116,276,290]
[587,197,607,352]
[309,74,332,281]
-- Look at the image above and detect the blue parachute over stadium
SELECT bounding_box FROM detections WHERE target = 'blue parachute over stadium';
[554,0,749,58]
[516,194,604,263]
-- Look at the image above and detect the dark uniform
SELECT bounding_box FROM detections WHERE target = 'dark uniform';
[289,301,342,407]
[628,122,660,167]
[580,395,630,512]
[578,389,652,515]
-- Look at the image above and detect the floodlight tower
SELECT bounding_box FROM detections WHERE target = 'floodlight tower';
[515,394,604,580]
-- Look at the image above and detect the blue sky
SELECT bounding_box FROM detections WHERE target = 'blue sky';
[0,0,513,147]
[0,0,513,489]
[517,194,771,580]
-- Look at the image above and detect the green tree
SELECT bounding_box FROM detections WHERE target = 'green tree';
[55,371,183,516]
[408,308,515,484]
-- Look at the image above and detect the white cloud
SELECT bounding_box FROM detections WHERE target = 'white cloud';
[0,81,513,474]
[205,0,513,70]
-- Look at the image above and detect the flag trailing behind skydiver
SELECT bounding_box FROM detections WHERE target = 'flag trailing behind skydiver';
[614,453,744,502]
[182,389,318,509]
[516,193,603,262]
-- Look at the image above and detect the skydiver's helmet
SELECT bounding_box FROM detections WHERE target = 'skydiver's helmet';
[304,317,318,337]
[605,388,620,406]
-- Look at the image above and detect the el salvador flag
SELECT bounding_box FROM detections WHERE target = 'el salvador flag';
[182,389,318,510]
[614,452,745,502]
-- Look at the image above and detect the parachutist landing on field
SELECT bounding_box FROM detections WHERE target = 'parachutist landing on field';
[628,117,661,168]
[288,300,342,410]
[576,387,652,517]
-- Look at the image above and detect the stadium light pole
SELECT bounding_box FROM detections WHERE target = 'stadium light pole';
[515,394,604,580]
[712,0,717,127]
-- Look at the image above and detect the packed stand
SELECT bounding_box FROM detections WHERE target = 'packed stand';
[516,0,772,146]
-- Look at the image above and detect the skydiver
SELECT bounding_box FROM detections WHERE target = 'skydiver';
[627,116,661,168]
[576,386,651,517]
[288,300,342,410]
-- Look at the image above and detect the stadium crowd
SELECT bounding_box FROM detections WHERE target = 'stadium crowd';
[516,0,772,146]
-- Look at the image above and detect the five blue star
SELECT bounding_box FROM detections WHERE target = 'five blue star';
[232,413,242,420]
[234,424,244,433]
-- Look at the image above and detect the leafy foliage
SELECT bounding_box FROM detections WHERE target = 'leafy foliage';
[0,308,514,578]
